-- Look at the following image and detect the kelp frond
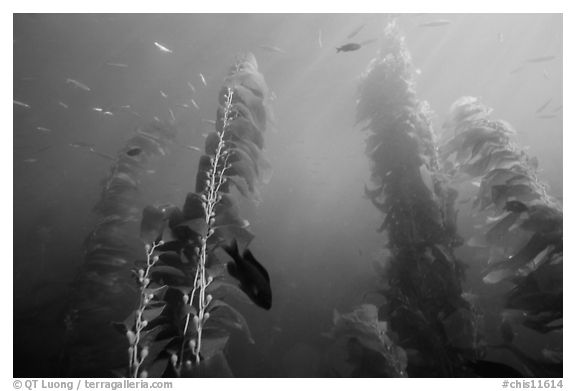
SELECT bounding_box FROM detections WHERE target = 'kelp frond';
[352,21,477,377]
[441,97,562,374]
[121,54,273,378]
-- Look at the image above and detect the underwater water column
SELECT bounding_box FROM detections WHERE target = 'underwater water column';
[62,121,178,376]
[441,97,562,376]
[354,22,477,377]
[120,53,274,378]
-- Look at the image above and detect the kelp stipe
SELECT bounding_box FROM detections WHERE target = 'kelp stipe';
[441,97,562,376]
[351,21,478,377]
[121,53,273,377]
[62,121,178,376]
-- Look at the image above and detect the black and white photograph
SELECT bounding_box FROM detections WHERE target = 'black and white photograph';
[11,11,564,380]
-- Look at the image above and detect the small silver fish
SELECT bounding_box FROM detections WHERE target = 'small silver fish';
[318,29,323,48]
[537,114,558,119]
[258,45,286,54]
[92,107,103,112]
[510,66,524,75]
[190,99,200,110]
[105,62,128,68]
[13,100,30,109]
[418,19,452,27]
[154,41,173,53]
[160,90,168,98]
[536,98,553,114]
[347,24,365,39]
[58,101,69,109]
[23,158,38,163]
[497,32,504,43]
[66,78,91,91]
[525,55,556,63]
[201,119,216,125]
[543,70,550,80]
[127,109,142,118]
[169,108,175,121]
[177,103,190,109]
[185,145,201,152]
[103,111,114,116]
[36,126,52,133]
[69,141,94,149]
[199,73,207,87]
[187,81,196,93]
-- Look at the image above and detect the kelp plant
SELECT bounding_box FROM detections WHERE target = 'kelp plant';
[352,21,478,377]
[441,97,562,377]
[63,121,178,376]
[117,53,274,378]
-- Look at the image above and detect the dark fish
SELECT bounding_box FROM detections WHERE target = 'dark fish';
[347,24,365,39]
[223,239,272,310]
[126,147,142,157]
[536,98,553,114]
[525,55,556,63]
[466,359,524,377]
[418,19,452,27]
[552,104,562,113]
[336,43,362,53]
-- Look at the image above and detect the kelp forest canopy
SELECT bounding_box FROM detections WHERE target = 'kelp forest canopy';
[16,16,561,379]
